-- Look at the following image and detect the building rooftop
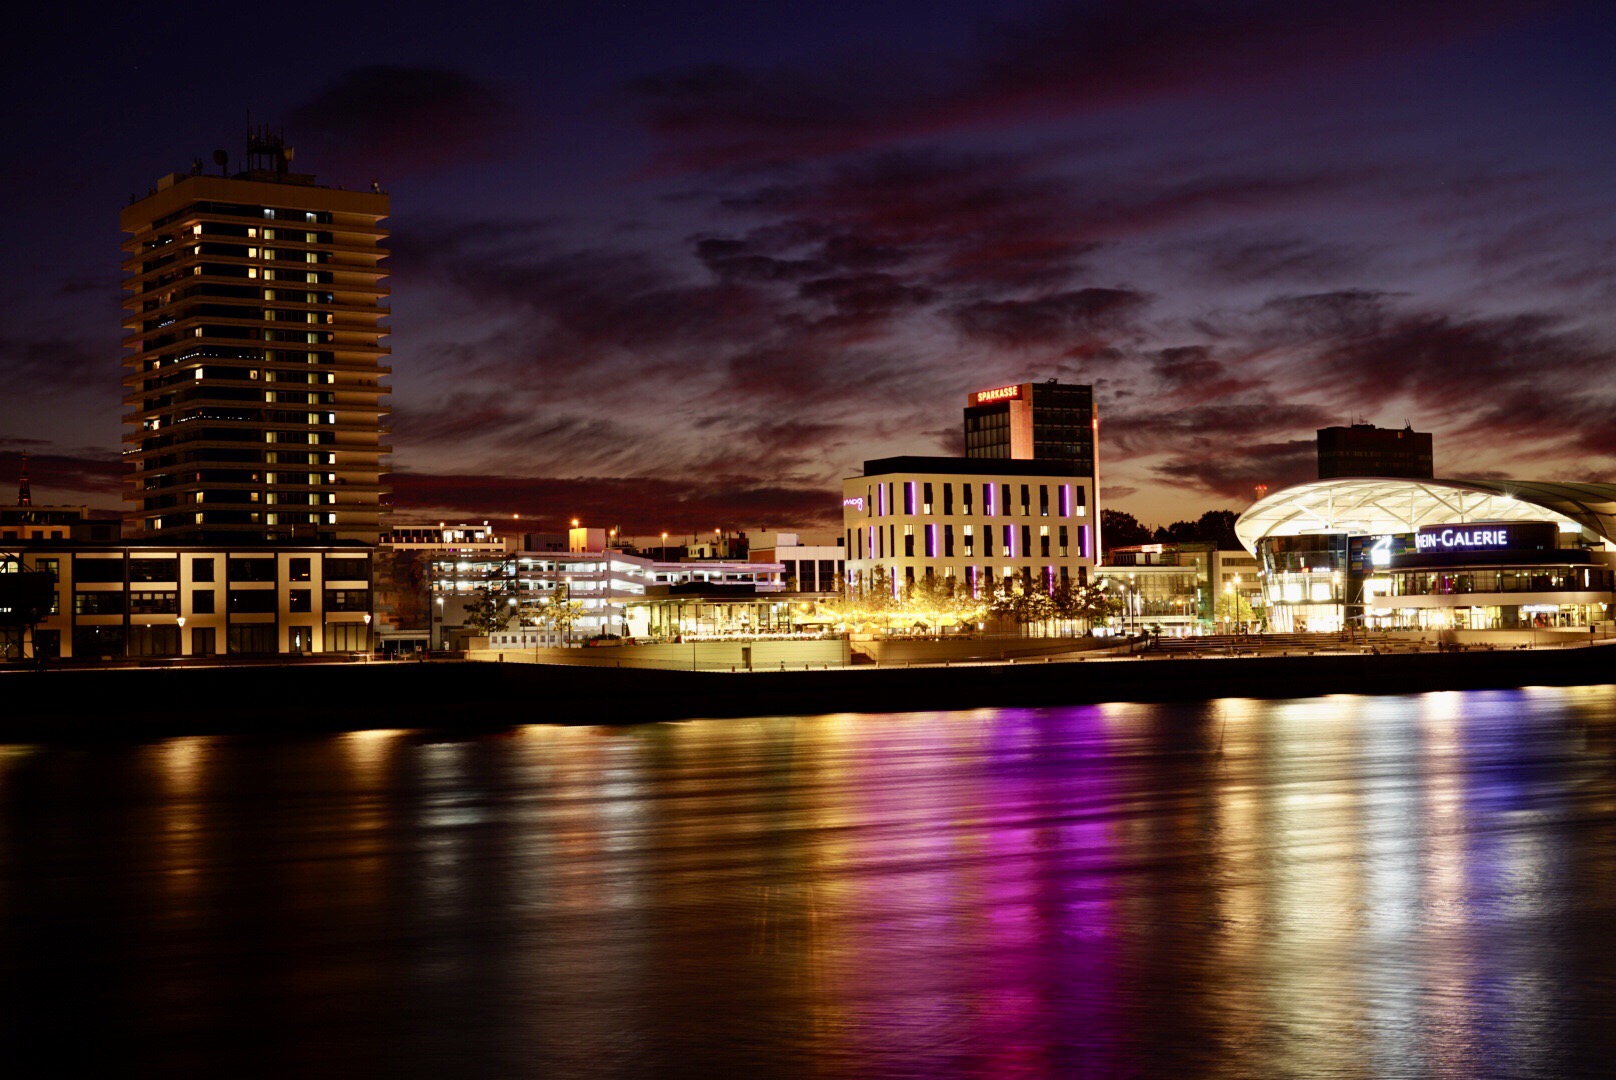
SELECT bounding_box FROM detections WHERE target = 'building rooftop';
[1235,478,1616,552]
[857,456,1089,478]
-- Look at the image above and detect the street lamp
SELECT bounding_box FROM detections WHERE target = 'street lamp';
[363,612,372,660]
[177,615,185,656]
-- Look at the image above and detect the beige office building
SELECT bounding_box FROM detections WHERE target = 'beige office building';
[121,131,390,544]
[3,542,374,660]
[842,457,1096,596]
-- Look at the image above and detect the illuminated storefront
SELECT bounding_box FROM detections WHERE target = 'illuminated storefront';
[1236,479,1616,633]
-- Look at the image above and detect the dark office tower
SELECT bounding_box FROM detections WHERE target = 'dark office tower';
[964,380,1097,468]
[1316,422,1434,480]
[121,130,390,543]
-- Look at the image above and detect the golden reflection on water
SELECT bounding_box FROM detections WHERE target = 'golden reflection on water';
[3,687,1613,1076]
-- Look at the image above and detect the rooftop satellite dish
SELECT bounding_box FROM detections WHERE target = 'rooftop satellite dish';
[212,148,228,175]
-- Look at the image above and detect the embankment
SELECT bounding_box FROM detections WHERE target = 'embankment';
[2,644,1612,741]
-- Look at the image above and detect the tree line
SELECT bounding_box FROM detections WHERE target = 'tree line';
[833,570,1121,636]
[1101,508,1242,558]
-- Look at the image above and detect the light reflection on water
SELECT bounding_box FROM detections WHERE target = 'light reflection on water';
[2,688,1616,1077]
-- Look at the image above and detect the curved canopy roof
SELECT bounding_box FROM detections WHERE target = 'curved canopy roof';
[1235,478,1616,554]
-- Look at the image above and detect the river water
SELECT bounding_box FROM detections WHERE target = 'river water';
[4,687,1616,1077]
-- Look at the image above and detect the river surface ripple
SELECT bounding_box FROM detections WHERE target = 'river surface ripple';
[4,687,1616,1077]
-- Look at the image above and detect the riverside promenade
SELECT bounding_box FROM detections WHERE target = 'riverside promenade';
[3,640,1613,741]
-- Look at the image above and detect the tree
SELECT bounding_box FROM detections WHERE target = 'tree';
[0,561,55,662]
[1016,582,1055,634]
[389,550,429,628]
[461,588,512,635]
[985,578,1054,636]
[1216,588,1257,630]
[1153,510,1243,548]
[538,584,586,645]
[1053,579,1114,634]
[1101,510,1154,558]
[1075,583,1120,629]
[1195,509,1242,550]
[1107,508,1244,556]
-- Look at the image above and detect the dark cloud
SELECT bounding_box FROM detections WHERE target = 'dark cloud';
[397,222,776,397]
[1149,439,1318,501]
[289,65,517,177]
[1183,233,1373,286]
[694,237,830,282]
[389,470,840,534]
[950,288,1148,346]
[797,273,934,317]
[0,449,122,499]
[1150,345,1263,400]
[1247,292,1616,463]
[627,0,1533,171]
[1259,289,1397,342]
[719,150,1104,290]
[0,334,118,394]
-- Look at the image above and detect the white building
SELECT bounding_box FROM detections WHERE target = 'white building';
[750,532,845,594]
[1235,478,1616,632]
[842,456,1096,598]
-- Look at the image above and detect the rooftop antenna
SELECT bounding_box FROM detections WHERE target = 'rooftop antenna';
[245,123,293,177]
[17,452,32,506]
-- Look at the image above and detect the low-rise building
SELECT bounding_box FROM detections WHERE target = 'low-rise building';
[750,532,846,594]
[428,549,801,646]
[1095,542,1264,634]
[0,540,373,660]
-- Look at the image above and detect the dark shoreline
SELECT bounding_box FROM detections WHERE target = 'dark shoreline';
[3,645,1613,742]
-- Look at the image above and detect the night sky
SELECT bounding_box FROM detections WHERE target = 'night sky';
[5,1,1615,535]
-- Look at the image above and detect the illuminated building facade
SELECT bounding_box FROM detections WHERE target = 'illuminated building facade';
[428,550,789,647]
[1094,544,1262,635]
[748,532,846,594]
[0,541,373,660]
[1236,479,1616,632]
[121,132,389,543]
[842,457,1096,597]
[372,522,510,652]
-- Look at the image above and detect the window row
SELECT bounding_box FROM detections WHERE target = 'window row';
[69,587,367,616]
[849,523,1091,561]
[857,481,1087,519]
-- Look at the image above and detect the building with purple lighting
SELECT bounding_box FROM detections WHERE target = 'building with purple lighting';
[842,456,1096,598]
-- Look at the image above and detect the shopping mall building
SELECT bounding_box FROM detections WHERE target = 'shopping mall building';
[1234,479,1616,632]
